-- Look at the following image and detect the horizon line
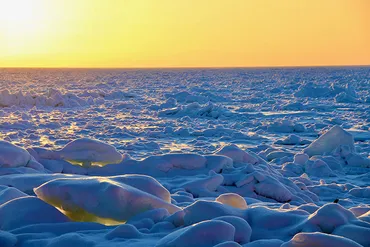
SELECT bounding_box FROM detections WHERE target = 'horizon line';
[1,64,370,70]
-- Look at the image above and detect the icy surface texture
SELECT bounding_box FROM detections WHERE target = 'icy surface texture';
[0,67,370,246]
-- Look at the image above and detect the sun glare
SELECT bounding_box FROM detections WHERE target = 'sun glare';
[0,0,47,50]
[0,0,36,22]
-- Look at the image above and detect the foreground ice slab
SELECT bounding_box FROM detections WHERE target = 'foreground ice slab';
[34,176,180,224]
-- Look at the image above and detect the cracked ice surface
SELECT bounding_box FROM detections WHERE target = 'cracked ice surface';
[0,67,370,247]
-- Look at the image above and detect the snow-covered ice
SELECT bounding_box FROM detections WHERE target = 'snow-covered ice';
[0,67,370,246]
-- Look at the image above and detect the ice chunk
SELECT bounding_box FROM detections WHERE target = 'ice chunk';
[253,176,293,202]
[214,216,252,244]
[34,176,180,224]
[266,120,306,133]
[0,140,32,168]
[0,231,17,247]
[181,171,224,197]
[282,162,304,176]
[214,242,242,247]
[266,151,294,161]
[142,153,207,173]
[333,224,370,247]
[246,206,307,241]
[349,206,370,217]
[159,102,233,119]
[155,220,235,247]
[243,239,284,247]
[304,159,334,177]
[0,186,28,205]
[88,153,229,177]
[347,128,370,141]
[348,187,370,198]
[56,138,123,167]
[303,125,354,157]
[216,193,248,209]
[0,196,69,230]
[183,200,245,226]
[127,208,170,225]
[39,159,65,173]
[335,84,360,103]
[359,210,370,223]
[275,134,310,145]
[293,153,309,165]
[205,155,234,172]
[335,92,359,103]
[46,233,96,247]
[294,82,343,98]
[105,224,142,240]
[109,174,171,203]
[0,89,88,108]
[345,153,370,168]
[281,232,362,247]
[307,203,357,233]
[216,144,259,165]
[0,174,71,194]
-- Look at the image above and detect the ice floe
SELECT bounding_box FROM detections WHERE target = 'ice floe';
[1,67,370,246]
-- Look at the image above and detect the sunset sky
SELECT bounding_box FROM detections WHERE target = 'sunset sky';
[0,0,369,68]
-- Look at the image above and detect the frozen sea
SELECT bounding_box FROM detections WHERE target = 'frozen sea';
[0,67,370,246]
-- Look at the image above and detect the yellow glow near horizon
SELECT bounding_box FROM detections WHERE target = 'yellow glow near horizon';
[0,0,369,68]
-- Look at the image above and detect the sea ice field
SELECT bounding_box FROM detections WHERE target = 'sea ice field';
[0,67,370,246]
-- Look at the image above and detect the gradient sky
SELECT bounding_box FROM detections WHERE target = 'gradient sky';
[0,0,369,68]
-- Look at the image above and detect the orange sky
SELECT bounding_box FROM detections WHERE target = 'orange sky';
[0,0,369,68]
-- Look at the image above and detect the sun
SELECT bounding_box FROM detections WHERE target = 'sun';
[0,0,36,22]
[0,0,47,50]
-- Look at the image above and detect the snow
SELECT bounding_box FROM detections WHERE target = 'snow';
[303,125,355,157]
[0,67,370,246]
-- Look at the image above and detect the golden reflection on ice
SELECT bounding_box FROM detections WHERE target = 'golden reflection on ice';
[164,143,191,152]
[0,133,6,140]
[67,122,79,135]
[40,135,54,146]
